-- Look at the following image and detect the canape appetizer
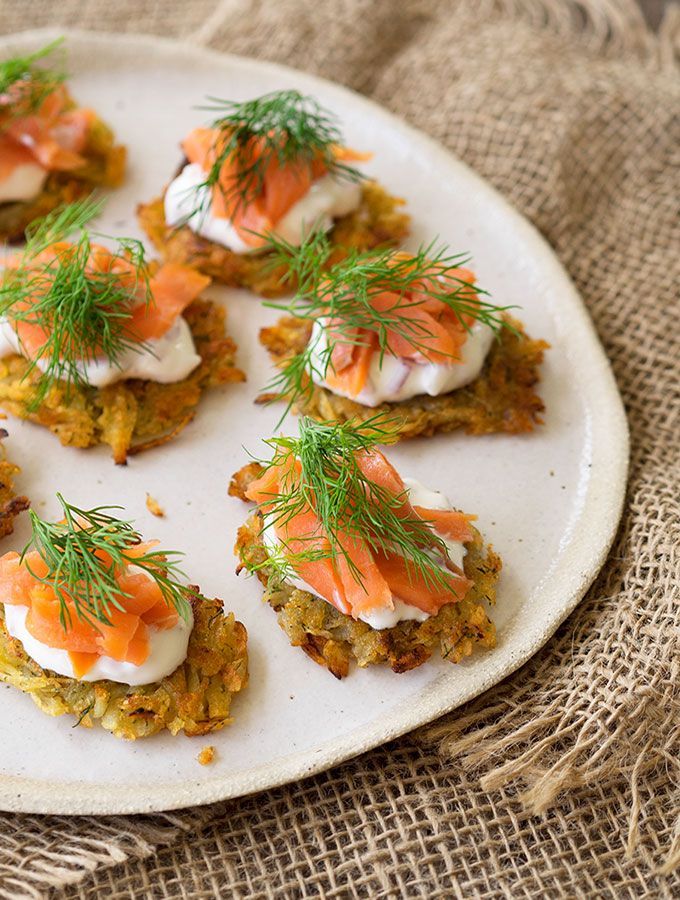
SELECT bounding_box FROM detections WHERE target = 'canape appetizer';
[0,199,244,463]
[259,235,548,438]
[0,424,28,537]
[0,495,248,738]
[138,89,409,296]
[0,39,125,242]
[231,416,500,677]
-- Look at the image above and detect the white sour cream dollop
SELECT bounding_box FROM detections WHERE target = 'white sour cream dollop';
[2,568,193,686]
[164,162,362,254]
[308,319,495,406]
[0,316,201,388]
[262,476,468,630]
[0,163,48,204]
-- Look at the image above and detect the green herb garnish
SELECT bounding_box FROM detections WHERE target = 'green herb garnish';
[0,197,151,406]
[22,493,191,631]
[261,231,515,418]
[189,89,364,221]
[247,415,460,594]
[0,38,66,124]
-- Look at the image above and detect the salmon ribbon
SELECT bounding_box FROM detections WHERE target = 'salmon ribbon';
[0,546,179,677]
[247,448,475,619]
[323,260,481,398]
[182,126,369,249]
[2,242,210,360]
[0,83,96,179]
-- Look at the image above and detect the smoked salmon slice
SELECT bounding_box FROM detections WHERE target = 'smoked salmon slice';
[318,265,480,398]
[247,463,352,615]
[3,242,209,361]
[181,125,367,249]
[0,544,181,676]
[246,447,473,621]
[412,507,474,544]
[1,84,94,178]
[372,549,472,615]
[0,136,41,182]
[128,263,210,341]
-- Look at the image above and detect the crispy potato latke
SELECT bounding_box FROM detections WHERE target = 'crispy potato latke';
[0,107,126,242]
[137,180,410,297]
[0,592,249,739]
[231,464,500,678]
[259,315,548,439]
[0,298,244,464]
[0,428,29,538]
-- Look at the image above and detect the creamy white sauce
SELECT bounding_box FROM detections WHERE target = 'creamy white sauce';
[2,567,193,686]
[164,162,362,254]
[401,478,466,572]
[0,316,201,388]
[0,162,47,203]
[262,476,467,630]
[309,319,494,406]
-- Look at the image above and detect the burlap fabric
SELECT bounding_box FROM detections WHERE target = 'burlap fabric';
[0,1,677,897]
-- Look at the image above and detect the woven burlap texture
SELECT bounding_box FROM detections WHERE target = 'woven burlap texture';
[0,0,677,897]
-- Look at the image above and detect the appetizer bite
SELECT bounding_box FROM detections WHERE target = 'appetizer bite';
[0,199,244,463]
[0,495,248,738]
[138,89,409,296]
[231,416,500,678]
[0,425,29,537]
[0,39,125,242]
[259,235,548,438]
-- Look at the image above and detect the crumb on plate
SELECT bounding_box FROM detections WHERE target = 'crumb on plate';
[198,745,216,766]
[146,493,165,517]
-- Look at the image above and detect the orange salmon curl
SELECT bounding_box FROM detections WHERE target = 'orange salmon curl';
[0,548,179,677]
[321,256,480,399]
[2,241,210,361]
[246,447,474,620]
[0,83,96,177]
[182,125,370,250]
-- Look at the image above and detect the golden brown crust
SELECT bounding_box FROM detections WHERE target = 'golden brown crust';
[259,315,548,439]
[0,591,249,739]
[0,298,245,464]
[0,428,29,538]
[0,112,126,243]
[137,180,411,297]
[231,463,500,678]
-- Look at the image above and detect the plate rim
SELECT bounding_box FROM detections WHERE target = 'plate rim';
[0,27,629,815]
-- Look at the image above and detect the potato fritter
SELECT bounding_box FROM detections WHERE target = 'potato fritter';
[0,430,29,538]
[0,111,126,243]
[137,180,410,297]
[231,465,500,679]
[259,315,548,439]
[0,592,249,739]
[0,298,244,464]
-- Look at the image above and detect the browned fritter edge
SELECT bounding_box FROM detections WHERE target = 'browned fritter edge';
[258,315,549,439]
[0,590,249,739]
[0,427,29,538]
[137,180,411,297]
[231,463,500,678]
[0,297,245,464]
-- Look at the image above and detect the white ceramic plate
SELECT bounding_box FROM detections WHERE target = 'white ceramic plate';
[0,29,627,815]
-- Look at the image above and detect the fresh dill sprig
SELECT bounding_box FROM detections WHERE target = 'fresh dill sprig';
[22,493,191,631]
[261,231,516,416]
[189,89,364,220]
[248,414,461,595]
[0,197,151,406]
[0,38,66,124]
